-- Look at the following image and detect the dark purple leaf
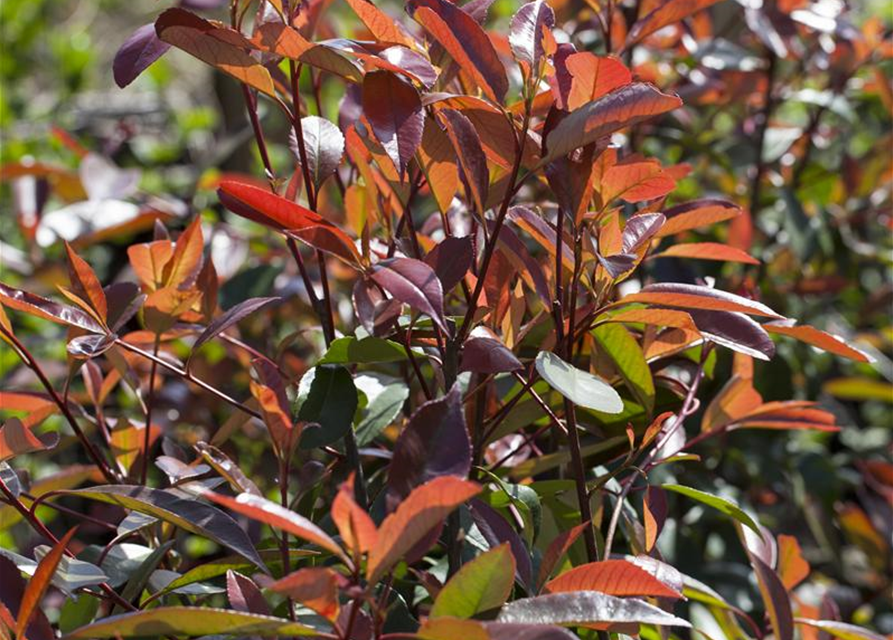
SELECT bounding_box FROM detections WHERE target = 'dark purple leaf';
[461,0,496,24]
[437,109,489,215]
[379,46,439,89]
[492,221,551,305]
[622,212,665,253]
[597,252,638,279]
[424,236,473,293]
[687,310,776,360]
[388,385,471,501]
[509,1,555,70]
[192,297,279,352]
[289,116,344,191]
[352,279,402,337]
[548,43,577,110]
[460,327,523,373]
[749,553,794,640]
[105,282,145,332]
[0,556,54,640]
[179,0,229,9]
[226,570,271,615]
[362,71,424,178]
[113,23,172,88]
[370,257,447,331]
[339,84,364,133]
[468,499,533,590]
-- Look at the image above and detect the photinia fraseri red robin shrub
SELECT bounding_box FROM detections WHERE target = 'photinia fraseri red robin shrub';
[0,0,889,639]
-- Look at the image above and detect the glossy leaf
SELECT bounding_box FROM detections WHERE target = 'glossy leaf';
[64,485,266,569]
[318,336,408,365]
[543,559,682,598]
[0,282,106,334]
[290,116,344,191]
[535,351,624,414]
[687,310,776,360]
[370,257,447,331]
[362,71,424,178]
[663,484,761,534]
[461,327,523,374]
[367,476,481,582]
[621,283,782,318]
[437,109,489,214]
[61,607,319,638]
[749,553,794,640]
[430,543,515,618]
[509,1,555,71]
[496,591,691,627]
[794,619,885,640]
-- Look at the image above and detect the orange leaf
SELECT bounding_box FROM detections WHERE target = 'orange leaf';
[16,527,77,640]
[205,491,348,563]
[162,217,204,290]
[651,242,759,264]
[565,53,632,111]
[0,418,58,462]
[620,283,782,318]
[764,323,873,363]
[367,476,480,583]
[625,0,723,47]
[155,8,276,98]
[600,159,676,204]
[655,199,741,237]
[64,243,107,322]
[602,308,698,332]
[332,476,378,556]
[269,567,340,621]
[344,0,418,49]
[128,240,174,292]
[777,535,810,591]
[701,375,763,432]
[543,559,682,598]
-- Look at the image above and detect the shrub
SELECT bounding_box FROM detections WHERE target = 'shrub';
[0,0,889,639]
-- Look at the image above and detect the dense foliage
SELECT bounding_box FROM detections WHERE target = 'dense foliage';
[0,0,890,639]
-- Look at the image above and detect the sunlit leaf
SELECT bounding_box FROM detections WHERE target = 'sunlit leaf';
[543,559,682,598]
[535,351,624,414]
[663,484,761,534]
[496,591,691,627]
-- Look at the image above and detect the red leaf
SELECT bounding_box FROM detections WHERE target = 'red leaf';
[155,8,276,98]
[64,242,108,323]
[543,559,683,599]
[545,83,681,161]
[419,115,460,213]
[370,257,447,331]
[562,53,632,111]
[226,570,270,615]
[407,0,508,103]
[0,418,59,462]
[332,476,378,556]
[16,527,77,639]
[651,242,760,264]
[367,476,481,582]
[217,180,362,267]
[600,159,676,204]
[362,71,424,178]
[536,522,590,589]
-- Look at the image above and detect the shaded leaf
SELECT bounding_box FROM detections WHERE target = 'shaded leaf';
[437,109,489,214]
[461,327,523,374]
[17,528,77,639]
[592,323,655,414]
[625,0,722,47]
[227,570,270,615]
[362,71,424,178]
[63,485,266,570]
[297,366,358,449]
[193,297,278,352]
[61,607,319,638]
[424,236,473,292]
[0,418,59,463]
[749,553,794,640]
[319,336,409,365]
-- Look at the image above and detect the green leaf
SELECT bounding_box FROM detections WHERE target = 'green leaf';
[430,543,516,619]
[593,323,655,414]
[535,351,624,414]
[663,484,761,534]
[297,365,358,449]
[319,336,410,365]
[61,606,320,638]
[114,541,175,612]
[61,485,266,570]
[354,374,409,447]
